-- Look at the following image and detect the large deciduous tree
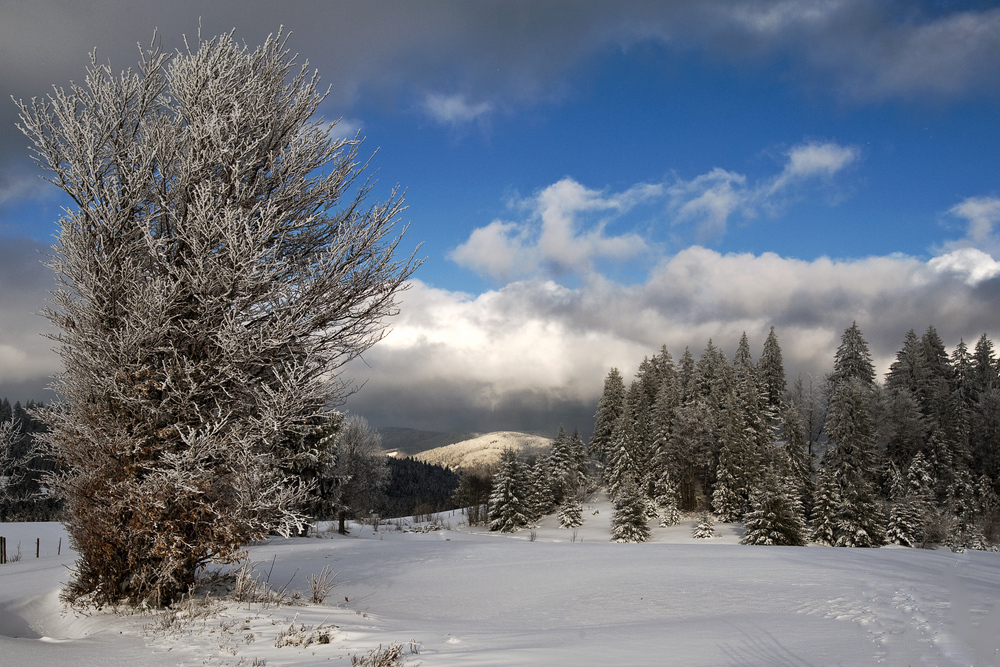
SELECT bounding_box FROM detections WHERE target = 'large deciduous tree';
[17,31,417,605]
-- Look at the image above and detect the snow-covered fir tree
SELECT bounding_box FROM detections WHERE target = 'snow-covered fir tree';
[741,470,808,546]
[526,456,555,523]
[811,469,841,546]
[489,449,530,532]
[693,512,716,539]
[611,478,651,543]
[654,469,682,527]
[590,368,626,463]
[558,497,584,529]
[712,443,743,522]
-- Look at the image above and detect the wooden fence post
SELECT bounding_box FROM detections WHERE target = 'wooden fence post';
[36,537,40,558]
[1,536,6,565]
[58,537,62,556]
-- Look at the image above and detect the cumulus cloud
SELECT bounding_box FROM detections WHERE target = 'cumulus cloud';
[345,246,1000,433]
[453,141,857,279]
[928,248,1000,286]
[449,177,654,281]
[422,93,493,124]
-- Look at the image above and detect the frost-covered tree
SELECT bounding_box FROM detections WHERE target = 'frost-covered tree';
[489,449,530,532]
[611,478,650,543]
[330,415,389,535]
[17,31,417,605]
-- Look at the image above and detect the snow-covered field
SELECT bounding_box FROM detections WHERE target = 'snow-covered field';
[2,496,999,666]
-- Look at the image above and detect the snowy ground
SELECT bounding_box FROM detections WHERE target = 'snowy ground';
[2,495,1000,666]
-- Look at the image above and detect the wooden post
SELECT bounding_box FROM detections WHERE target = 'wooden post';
[1,536,5,565]
[36,537,40,558]
[58,537,62,556]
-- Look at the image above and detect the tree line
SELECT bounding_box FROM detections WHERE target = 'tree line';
[486,324,1000,548]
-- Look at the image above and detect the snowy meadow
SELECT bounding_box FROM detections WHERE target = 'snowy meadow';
[2,497,999,667]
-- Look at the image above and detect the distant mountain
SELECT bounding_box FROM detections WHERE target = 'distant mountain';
[376,427,481,457]
[412,431,553,471]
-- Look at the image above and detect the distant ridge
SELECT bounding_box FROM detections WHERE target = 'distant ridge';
[413,431,553,471]
[376,427,481,457]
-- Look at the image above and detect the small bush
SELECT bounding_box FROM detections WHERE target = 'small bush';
[308,565,339,604]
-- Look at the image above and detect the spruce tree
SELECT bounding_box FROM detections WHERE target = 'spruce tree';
[830,322,876,386]
[489,449,530,532]
[526,456,554,523]
[558,498,584,529]
[590,368,626,463]
[825,378,886,547]
[758,326,787,414]
[741,470,808,546]
[693,512,716,538]
[611,478,651,542]
[654,468,682,527]
[811,469,840,545]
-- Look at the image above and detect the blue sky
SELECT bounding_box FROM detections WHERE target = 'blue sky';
[2,1,1000,434]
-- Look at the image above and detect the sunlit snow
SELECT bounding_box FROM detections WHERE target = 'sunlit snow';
[2,496,999,666]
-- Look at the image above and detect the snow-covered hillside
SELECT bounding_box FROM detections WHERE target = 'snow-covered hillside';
[412,431,552,470]
[2,498,999,666]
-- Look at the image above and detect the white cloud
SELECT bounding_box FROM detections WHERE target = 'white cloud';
[950,196,1000,245]
[422,93,493,124]
[769,142,859,193]
[454,142,857,279]
[346,246,1000,432]
[929,248,1000,286]
[668,168,750,239]
[449,177,653,281]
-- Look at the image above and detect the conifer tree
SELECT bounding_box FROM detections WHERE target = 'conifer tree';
[741,470,808,546]
[568,428,591,489]
[678,347,696,402]
[712,443,744,522]
[611,477,651,542]
[489,449,530,532]
[666,399,715,510]
[590,368,626,463]
[526,456,554,523]
[971,333,999,394]
[654,468,682,527]
[825,378,886,547]
[811,469,841,545]
[830,322,876,386]
[758,326,787,414]
[558,497,584,529]
[693,512,716,538]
